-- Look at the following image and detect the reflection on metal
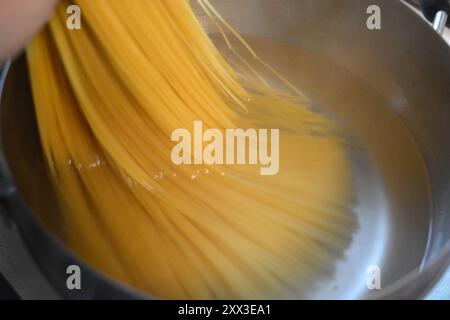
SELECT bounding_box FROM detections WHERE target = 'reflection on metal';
[433,10,449,35]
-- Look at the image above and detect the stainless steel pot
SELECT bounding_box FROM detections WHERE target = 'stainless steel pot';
[1,0,450,299]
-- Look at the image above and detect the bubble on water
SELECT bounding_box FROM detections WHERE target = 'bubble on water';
[142,181,154,192]
[88,158,101,170]
[65,158,73,170]
[191,174,197,180]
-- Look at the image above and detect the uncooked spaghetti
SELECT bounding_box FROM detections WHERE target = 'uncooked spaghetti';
[26,0,354,299]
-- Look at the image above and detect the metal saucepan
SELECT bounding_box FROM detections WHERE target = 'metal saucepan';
[1,0,450,299]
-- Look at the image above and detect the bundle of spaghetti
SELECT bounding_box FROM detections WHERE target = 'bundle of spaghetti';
[26,0,354,299]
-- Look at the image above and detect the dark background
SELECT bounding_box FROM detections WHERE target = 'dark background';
[0,272,19,300]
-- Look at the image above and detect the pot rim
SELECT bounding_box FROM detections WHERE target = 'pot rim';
[1,2,450,296]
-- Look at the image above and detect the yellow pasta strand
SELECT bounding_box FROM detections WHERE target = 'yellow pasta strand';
[26,0,355,299]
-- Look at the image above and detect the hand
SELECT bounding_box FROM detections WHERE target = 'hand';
[0,0,58,63]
